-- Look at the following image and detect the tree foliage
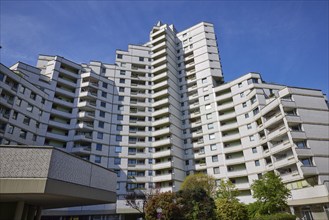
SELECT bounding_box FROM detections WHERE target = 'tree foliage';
[144,191,182,220]
[251,172,291,215]
[176,188,216,220]
[215,180,248,220]
[125,188,159,218]
[180,173,217,197]
[215,198,248,220]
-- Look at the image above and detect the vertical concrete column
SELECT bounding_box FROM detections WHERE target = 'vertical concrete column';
[14,201,25,220]
[35,207,42,220]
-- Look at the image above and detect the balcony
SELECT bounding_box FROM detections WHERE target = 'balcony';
[223,144,243,154]
[285,115,302,124]
[290,131,307,139]
[295,148,313,157]
[152,161,172,170]
[71,146,91,155]
[153,173,173,182]
[225,157,245,165]
[218,111,236,121]
[78,111,95,120]
[76,122,94,130]
[153,107,170,117]
[222,133,240,142]
[153,149,171,158]
[153,117,170,127]
[153,89,169,99]
[153,127,170,136]
[267,126,287,140]
[264,113,283,128]
[216,92,231,101]
[153,138,171,148]
[271,140,291,154]
[151,41,166,52]
[281,99,296,108]
[81,81,99,89]
[153,56,167,67]
[153,72,168,82]
[274,155,296,168]
[153,97,169,107]
[73,133,93,141]
[220,122,238,131]
[300,166,318,177]
[226,169,248,178]
[78,100,97,110]
[280,170,300,182]
[217,102,234,111]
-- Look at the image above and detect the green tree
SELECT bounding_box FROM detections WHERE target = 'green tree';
[176,188,216,220]
[215,180,248,220]
[251,172,291,215]
[144,191,183,220]
[180,173,217,197]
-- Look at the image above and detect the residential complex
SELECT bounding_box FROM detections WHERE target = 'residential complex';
[0,21,328,220]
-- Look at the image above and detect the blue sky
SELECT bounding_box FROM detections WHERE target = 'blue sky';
[1,1,328,94]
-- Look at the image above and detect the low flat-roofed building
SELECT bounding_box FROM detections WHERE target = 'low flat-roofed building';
[0,146,117,220]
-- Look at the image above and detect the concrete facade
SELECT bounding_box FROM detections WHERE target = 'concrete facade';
[0,146,117,220]
[0,21,328,220]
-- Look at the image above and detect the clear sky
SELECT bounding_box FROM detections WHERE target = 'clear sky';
[1,1,328,94]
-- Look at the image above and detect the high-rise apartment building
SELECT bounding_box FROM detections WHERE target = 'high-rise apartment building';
[1,21,328,220]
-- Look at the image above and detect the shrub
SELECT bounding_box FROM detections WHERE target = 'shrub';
[250,213,296,220]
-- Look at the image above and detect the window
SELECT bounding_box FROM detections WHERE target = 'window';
[30,92,36,100]
[249,135,255,141]
[252,147,257,153]
[102,82,108,88]
[253,107,259,115]
[116,125,123,131]
[117,115,123,120]
[119,78,125,84]
[19,86,25,94]
[208,123,214,129]
[242,102,247,108]
[247,124,252,129]
[12,111,18,120]
[101,101,106,107]
[7,125,14,134]
[115,170,121,178]
[148,159,153,164]
[115,146,122,153]
[190,44,193,49]
[245,113,249,119]
[204,95,210,101]
[296,141,307,148]
[101,91,107,98]
[251,96,257,104]
[203,87,209,92]
[211,144,217,151]
[148,170,153,176]
[238,83,242,88]
[26,104,33,112]
[95,155,101,163]
[97,132,103,139]
[255,160,260,166]
[118,105,124,111]
[16,98,22,106]
[32,134,37,141]
[240,92,244,98]
[121,63,126,67]
[99,111,105,117]
[96,144,102,151]
[205,104,212,110]
[209,133,215,140]
[118,96,124,101]
[301,158,313,166]
[116,135,122,141]
[117,54,123,59]
[23,117,30,125]
[98,121,104,128]
[19,130,27,139]
[139,57,144,62]
[120,70,125,75]
[114,158,121,165]
[202,78,207,84]
[212,155,218,162]
[213,167,220,174]
[0,72,4,81]
[119,87,125,92]
[206,113,212,119]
